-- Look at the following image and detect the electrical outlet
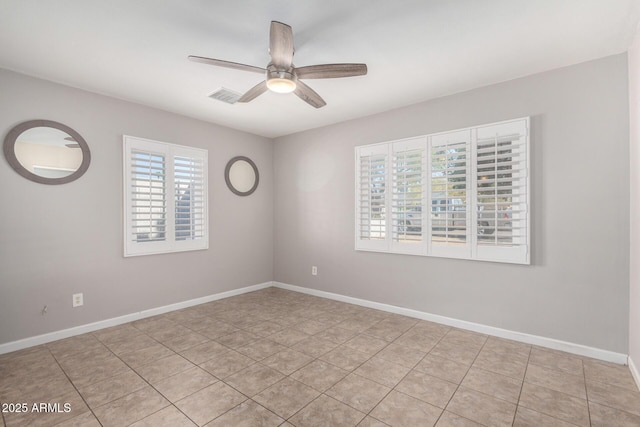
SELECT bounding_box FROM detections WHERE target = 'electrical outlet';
[311,266,318,276]
[72,293,83,307]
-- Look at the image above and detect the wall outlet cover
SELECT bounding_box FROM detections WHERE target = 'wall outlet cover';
[72,293,83,307]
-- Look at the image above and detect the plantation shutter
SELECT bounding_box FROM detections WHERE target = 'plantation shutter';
[124,136,208,257]
[430,130,471,258]
[473,119,529,263]
[174,154,206,241]
[129,149,167,245]
[391,138,425,253]
[355,117,529,264]
[356,144,388,251]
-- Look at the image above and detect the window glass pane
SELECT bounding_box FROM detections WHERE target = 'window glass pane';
[359,154,386,240]
[131,150,166,243]
[431,142,467,245]
[392,149,423,243]
[476,137,526,247]
[174,155,205,241]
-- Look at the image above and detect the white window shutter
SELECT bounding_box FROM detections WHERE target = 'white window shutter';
[355,144,389,251]
[474,119,529,263]
[391,138,425,254]
[430,130,471,259]
[124,136,208,257]
[355,117,529,264]
[174,153,206,242]
[129,150,167,244]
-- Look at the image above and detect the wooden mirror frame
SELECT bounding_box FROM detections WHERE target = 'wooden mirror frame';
[3,119,91,185]
[224,156,259,196]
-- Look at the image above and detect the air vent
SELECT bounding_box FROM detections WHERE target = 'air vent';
[208,87,242,104]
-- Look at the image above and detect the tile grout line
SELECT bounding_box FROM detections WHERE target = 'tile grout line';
[219,372,299,426]
[263,310,396,424]
[521,351,618,426]
[438,330,491,426]
[281,330,386,424]
[511,344,533,426]
[98,335,178,425]
[131,311,299,425]
[91,327,201,427]
[382,326,444,400]
[360,322,452,426]
[582,358,592,427]
[115,306,282,425]
[177,299,386,425]
[99,322,198,425]
[47,346,105,427]
[332,322,417,420]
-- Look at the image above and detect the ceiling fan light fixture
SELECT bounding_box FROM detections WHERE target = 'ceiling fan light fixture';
[266,65,296,93]
[266,77,296,93]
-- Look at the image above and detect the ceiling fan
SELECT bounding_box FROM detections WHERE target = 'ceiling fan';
[189,21,367,108]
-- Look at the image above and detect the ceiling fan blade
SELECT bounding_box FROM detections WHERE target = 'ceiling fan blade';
[237,81,268,103]
[295,63,368,79]
[294,80,326,108]
[269,21,294,68]
[188,55,265,74]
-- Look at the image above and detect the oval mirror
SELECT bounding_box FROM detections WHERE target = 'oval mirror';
[225,156,259,196]
[3,120,91,185]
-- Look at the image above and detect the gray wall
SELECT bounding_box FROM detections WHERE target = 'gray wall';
[274,54,630,353]
[629,29,640,371]
[1,54,632,355]
[0,69,274,345]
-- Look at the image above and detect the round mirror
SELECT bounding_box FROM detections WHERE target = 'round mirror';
[225,156,259,196]
[3,120,91,184]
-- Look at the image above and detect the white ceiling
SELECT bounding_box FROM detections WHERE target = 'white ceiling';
[1,0,639,138]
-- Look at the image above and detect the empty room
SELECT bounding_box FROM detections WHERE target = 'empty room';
[1,1,640,426]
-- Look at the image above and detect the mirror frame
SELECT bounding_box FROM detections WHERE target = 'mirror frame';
[224,156,259,196]
[3,119,91,185]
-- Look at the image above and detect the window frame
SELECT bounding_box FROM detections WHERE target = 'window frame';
[355,117,530,265]
[123,135,209,257]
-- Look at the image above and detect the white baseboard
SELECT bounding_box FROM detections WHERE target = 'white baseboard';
[1,280,630,368]
[273,282,628,365]
[629,356,640,391]
[0,282,273,355]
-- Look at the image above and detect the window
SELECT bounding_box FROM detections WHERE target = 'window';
[355,118,529,264]
[123,135,208,256]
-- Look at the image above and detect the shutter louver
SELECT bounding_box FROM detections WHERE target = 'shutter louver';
[392,147,423,244]
[358,153,387,241]
[130,150,166,243]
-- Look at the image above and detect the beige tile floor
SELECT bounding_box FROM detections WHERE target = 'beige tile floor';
[1,287,639,426]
